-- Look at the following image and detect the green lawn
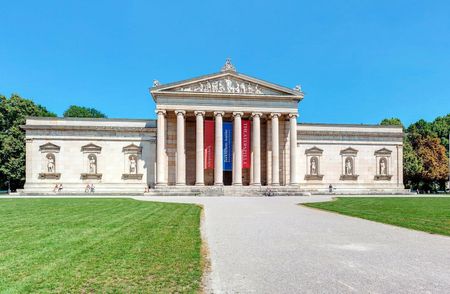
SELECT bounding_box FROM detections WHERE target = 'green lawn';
[0,198,203,293]
[304,197,450,236]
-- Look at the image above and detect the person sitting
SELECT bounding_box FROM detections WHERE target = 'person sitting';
[90,184,95,193]
[85,184,91,193]
[58,184,63,192]
[53,184,59,192]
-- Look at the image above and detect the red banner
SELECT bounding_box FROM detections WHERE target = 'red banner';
[242,120,251,169]
[204,120,215,169]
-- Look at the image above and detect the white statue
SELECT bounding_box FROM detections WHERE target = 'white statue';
[130,156,137,174]
[310,158,317,175]
[153,80,160,87]
[218,80,225,92]
[225,78,233,92]
[345,158,353,175]
[294,85,302,92]
[89,155,97,174]
[47,156,55,173]
[221,58,236,72]
[239,82,246,93]
[380,159,386,175]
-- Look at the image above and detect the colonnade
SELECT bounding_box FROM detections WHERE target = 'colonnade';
[155,110,299,187]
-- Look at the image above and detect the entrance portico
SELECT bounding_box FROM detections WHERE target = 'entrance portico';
[152,60,303,187]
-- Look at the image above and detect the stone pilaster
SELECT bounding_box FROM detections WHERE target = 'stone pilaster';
[175,110,186,186]
[214,112,224,186]
[195,111,205,186]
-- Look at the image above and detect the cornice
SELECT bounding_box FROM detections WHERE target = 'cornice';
[21,125,156,133]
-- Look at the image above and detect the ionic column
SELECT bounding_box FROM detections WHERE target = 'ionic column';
[233,112,243,186]
[175,110,186,186]
[156,109,167,186]
[289,113,299,186]
[251,113,262,186]
[271,113,280,186]
[214,112,224,186]
[195,111,205,186]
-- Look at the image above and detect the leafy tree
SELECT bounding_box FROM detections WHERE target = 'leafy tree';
[402,137,423,189]
[415,136,449,191]
[0,94,56,191]
[380,117,403,128]
[431,114,450,154]
[63,105,106,118]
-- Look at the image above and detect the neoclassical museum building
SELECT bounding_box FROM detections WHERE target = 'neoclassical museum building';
[22,60,405,195]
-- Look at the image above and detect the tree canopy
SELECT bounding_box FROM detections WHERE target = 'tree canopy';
[0,94,56,190]
[63,105,107,118]
[382,116,450,192]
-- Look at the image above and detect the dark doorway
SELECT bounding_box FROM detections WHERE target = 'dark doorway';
[223,171,232,186]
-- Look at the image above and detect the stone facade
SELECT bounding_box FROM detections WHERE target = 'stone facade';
[22,61,405,194]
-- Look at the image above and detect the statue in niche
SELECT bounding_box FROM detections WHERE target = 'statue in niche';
[310,157,318,175]
[47,154,55,173]
[345,157,353,175]
[129,156,137,174]
[380,158,387,175]
[88,154,97,174]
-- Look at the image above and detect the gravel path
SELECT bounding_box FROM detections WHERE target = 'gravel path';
[136,196,450,294]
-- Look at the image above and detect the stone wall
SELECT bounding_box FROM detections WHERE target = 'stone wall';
[23,117,156,193]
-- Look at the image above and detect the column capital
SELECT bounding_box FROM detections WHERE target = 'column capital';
[194,111,205,117]
[155,109,166,115]
[214,111,225,117]
[270,112,281,118]
[251,112,263,118]
[174,110,186,116]
[233,112,244,118]
[289,113,298,119]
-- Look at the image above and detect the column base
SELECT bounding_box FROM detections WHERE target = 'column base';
[155,183,168,188]
[195,183,205,186]
[214,183,223,186]
[251,183,261,186]
[271,183,280,186]
[176,183,186,186]
[232,183,243,186]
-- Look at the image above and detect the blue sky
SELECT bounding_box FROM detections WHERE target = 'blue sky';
[1,0,449,126]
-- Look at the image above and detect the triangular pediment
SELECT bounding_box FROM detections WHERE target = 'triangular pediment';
[340,147,358,155]
[39,142,60,152]
[122,144,142,154]
[305,146,323,155]
[81,143,102,153]
[374,148,392,155]
[151,71,303,98]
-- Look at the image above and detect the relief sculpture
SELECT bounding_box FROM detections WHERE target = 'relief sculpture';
[175,77,265,94]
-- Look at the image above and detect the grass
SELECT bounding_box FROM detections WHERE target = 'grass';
[303,197,450,237]
[0,198,203,293]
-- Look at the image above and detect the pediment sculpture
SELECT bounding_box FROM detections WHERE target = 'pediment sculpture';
[174,77,277,95]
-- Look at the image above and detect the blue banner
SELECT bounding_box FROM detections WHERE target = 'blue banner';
[223,122,233,171]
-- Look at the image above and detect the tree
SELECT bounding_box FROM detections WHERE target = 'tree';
[0,94,56,191]
[403,137,423,189]
[63,105,106,118]
[415,136,449,192]
[431,114,450,155]
[380,117,403,128]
